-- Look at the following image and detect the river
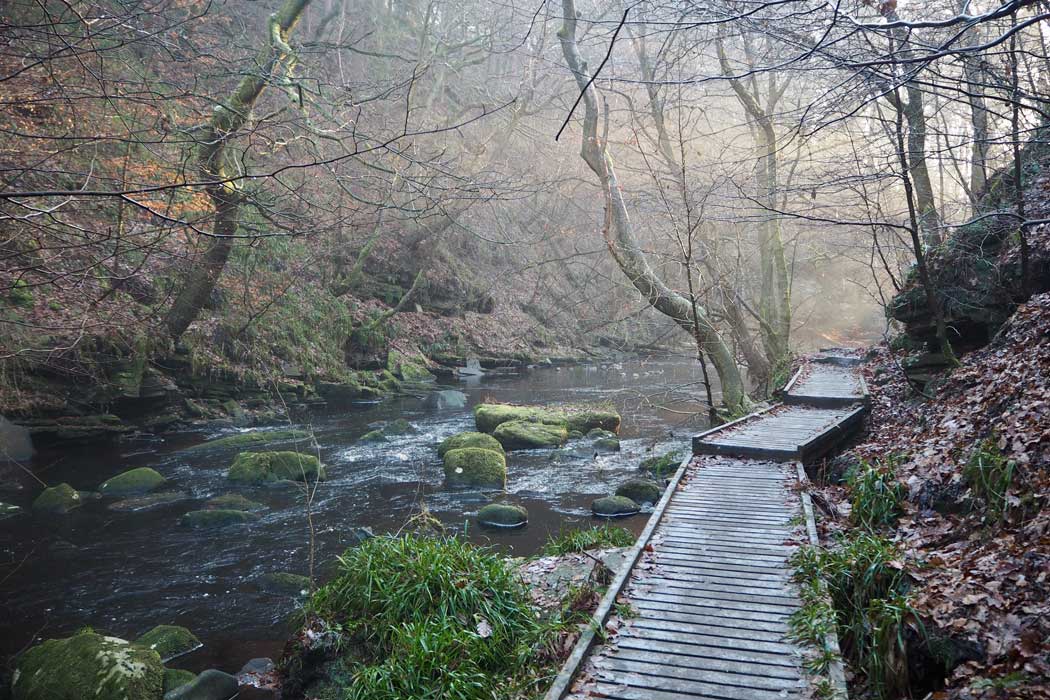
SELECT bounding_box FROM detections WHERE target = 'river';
[0,354,716,676]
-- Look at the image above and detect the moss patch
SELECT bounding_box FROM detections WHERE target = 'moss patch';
[162,668,196,694]
[474,404,566,434]
[382,418,417,436]
[443,448,507,488]
[133,625,201,661]
[98,467,166,497]
[437,431,505,458]
[227,451,325,484]
[12,629,163,700]
[31,483,82,514]
[187,429,312,451]
[493,420,568,450]
[639,451,682,479]
[358,429,387,444]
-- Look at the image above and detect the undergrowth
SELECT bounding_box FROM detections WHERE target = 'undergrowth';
[542,525,635,555]
[847,457,906,531]
[302,534,596,700]
[963,438,1015,523]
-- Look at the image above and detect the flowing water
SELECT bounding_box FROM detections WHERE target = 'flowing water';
[0,355,716,675]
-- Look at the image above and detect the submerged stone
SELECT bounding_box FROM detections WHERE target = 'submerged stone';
[12,629,163,700]
[566,410,621,434]
[382,418,417,436]
[639,451,682,479]
[493,420,568,450]
[593,436,621,452]
[443,447,507,488]
[430,390,467,409]
[162,668,237,700]
[592,495,640,518]
[437,431,504,458]
[616,479,663,505]
[134,625,201,662]
[477,503,528,528]
[99,467,166,497]
[179,509,259,529]
[31,483,82,514]
[204,494,266,511]
[107,491,186,512]
[358,429,387,443]
[227,451,325,484]
[0,501,24,520]
[259,572,311,596]
[186,429,312,451]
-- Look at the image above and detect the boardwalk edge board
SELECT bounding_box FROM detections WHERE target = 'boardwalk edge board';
[541,451,695,700]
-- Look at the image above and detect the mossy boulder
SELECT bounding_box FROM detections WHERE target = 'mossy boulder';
[616,479,663,505]
[179,509,259,529]
[592,495,640,518]
[11,629,163,700]
[260,572,311,596]
[586,428,617,439]
[474,404,566,434]
[162,669,196,694]
[437,431,505,458]
[493,420,568,450]
[98,467,166,497]
[204,494,266,511]
[387,349,435,383]
[358,429,387,444]
[187,429,312,451]
[477,503,528,528]
[227,451,325,484]
[443,448,507,488]
[382,418,417,436]
[640,451,682,479]
[133,625,201,662]
[566,409,621,434]
[1,501,24,520]
[593,436,621,452]
[31,483,82,514]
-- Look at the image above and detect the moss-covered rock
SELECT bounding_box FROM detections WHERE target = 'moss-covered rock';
[437,431,505,458]
[11,629,163,700]
[98,467,166,497]
[186,429,312,451]
[566,410,621,434]
[31,483,82,514]
[227,451,325,484]
[593,436,621,452]
[260,572,311,596]
[586,428,617,439]
[616,479,663,505]
[204,494,266,511]
[387,349,436,383]
[162,668,196,694]
[382,418,417,436]
[474,404,566,434]
[493,420,568,450]
[179,509,259,529]
[162,669,238,700]
[358,429,387,443]
[640,451,682,479]
[1,501,24,520]
[477,503,528,528]
[443,448,507,488]
[592,495,640,518]
[133,625,201,662]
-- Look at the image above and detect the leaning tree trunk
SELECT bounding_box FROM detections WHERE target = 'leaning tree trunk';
[557,0,750,414]
[165,0,312,341]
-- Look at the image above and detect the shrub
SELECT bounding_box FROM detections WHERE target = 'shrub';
[848,458,906,531]
[963,439,1015,523]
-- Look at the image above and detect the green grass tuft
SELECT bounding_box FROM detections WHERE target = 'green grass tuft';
[542,525,635,556]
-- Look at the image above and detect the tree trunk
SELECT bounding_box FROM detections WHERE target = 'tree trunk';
[164,0,312,341]
[558,0,749,414]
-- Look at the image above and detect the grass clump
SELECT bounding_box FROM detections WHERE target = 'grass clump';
[304,535,545,700]
[847,457,906,532]
[542,525,635,556]
[963,438,1015,523]
[790,534,916,700]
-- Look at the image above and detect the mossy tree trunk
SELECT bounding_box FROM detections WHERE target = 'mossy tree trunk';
[557,0,750,414]
[164,0,312,341]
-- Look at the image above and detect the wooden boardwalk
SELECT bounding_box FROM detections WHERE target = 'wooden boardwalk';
[546,355,864,700]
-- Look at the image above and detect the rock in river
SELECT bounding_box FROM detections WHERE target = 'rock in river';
[477,503,528,528]
[31,483,82,514]
[616,478,662,505]
[443,447,506,488]
[98,467,166,497]
[492,420,568,450]
[227,451,325,484]
[437,431,504,457]
[180,509,259,529]
[162,668,238,700]
[592,495,641,518]
[11,629,164,700]
[134,625,201,662]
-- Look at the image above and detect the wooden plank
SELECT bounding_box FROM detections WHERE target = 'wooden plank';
[607,646,800,679]
[585,680,800,700]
